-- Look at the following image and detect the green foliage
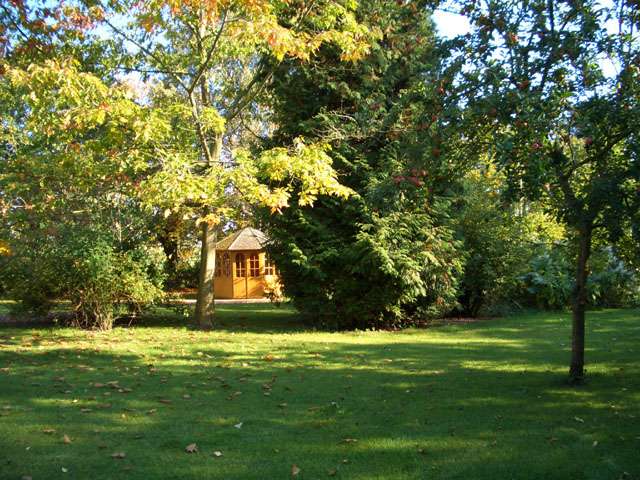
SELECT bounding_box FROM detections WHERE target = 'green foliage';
[0,61,168,328]
[588,247,640,308]
[453,164,567,315]
[446,0,640,285]
[263,0,467,329]
[518,245,640,310]
[519,246,573,310]
[165,250,200,290]
[5,227,165,329]
[62,234,165,330]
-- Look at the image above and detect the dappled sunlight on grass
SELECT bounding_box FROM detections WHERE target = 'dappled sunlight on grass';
[0,306,638,479]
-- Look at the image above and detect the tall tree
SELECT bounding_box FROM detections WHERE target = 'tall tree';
[445,0,640,381]
[4,0,372,328]
[91,0,373,328]
[261,0,474,329]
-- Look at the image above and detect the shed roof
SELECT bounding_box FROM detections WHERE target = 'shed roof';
[216,227,268,251]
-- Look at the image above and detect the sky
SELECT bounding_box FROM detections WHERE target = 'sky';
[432,4,621,78]
[432,9,471,39]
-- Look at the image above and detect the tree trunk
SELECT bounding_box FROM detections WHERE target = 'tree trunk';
[194,222,216,328]
[569,225,593,383]
[193,128,222,328]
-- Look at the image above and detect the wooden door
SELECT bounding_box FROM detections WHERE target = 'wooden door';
[233,253,248,299]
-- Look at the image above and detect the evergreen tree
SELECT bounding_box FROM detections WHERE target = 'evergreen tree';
[262,0,468,329]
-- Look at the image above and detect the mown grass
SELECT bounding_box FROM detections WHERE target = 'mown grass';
[0,305,638,480]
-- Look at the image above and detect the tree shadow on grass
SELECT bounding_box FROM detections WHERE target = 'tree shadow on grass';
[0,316,638,480]
[126,303,307,334]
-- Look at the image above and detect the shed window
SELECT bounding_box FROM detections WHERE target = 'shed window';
[265,255,276,276]
[222,252,231,277]
[215,254,222,277]
[249,253,260,277]
[235,253,246,277]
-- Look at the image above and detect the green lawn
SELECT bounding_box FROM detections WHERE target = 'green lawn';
[0,306,638,480]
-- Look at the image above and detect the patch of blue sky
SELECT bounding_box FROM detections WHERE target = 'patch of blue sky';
[432,0,626,80]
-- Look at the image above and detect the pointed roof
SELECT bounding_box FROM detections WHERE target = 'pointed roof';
[216,227,268,251]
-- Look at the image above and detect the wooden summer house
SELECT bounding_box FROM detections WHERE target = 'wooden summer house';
[213,227,278,299]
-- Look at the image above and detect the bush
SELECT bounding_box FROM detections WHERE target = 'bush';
[588,247,640,307]
[4,238,61,317]
[518,246,573,310]
[516,244,639,310]
[263,276,285,306]
[268,203,463,330]
[454,165,566,316]
[66,240,165,329]
[164,248,199,290]
[5,227,165,329]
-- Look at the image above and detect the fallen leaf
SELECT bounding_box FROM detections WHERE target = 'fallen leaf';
[592,440,598,447]
[278,403,288,408]
[213,450,223,457]
[291,464,301,477]
[185,443,198,453]
[340,438,358,444]
[61,467,68,473]
[111,452,126,459]
[63,434,72,444]
[574,417,584,423]
[234,422,243,429]
[42,428,56,434]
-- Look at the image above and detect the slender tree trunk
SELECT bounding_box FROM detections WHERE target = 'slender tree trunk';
[193,131,223,328]
[190,12,222,328]
[194,222,216,328]
[569,225,593,383]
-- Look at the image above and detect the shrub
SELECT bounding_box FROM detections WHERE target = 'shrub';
[165,248,199,290]
[263,276,285,306]
[454,165,566,316]
[517,244,639,310]
[5,227,165,329]
[268,204,463,330]
[588,247,640,307]
[518,246,573,310]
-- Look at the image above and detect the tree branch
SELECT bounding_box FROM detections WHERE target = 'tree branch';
[187,10,228,96]
[103,18,189,92]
